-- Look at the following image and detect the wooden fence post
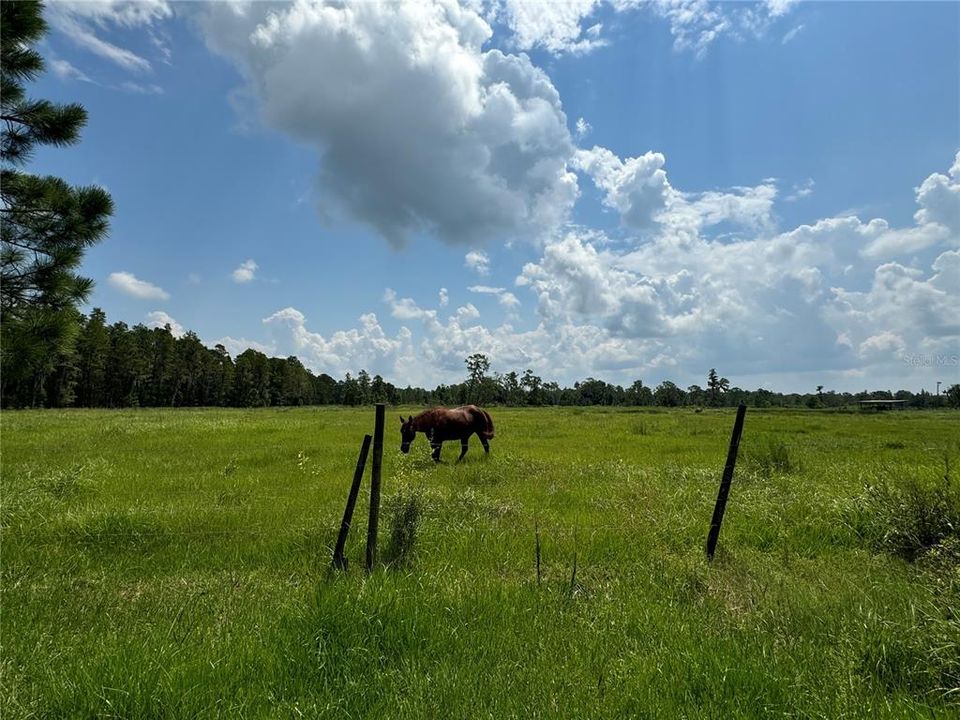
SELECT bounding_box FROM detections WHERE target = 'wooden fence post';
[332,434,372,570]
[365,403,385,572]
[706,403,747,561]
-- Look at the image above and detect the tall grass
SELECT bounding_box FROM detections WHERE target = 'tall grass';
[2,407,958,717]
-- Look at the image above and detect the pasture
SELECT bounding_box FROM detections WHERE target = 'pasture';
[2,407,958,718]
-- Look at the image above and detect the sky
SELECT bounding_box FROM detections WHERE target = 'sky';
[27,0,960,393]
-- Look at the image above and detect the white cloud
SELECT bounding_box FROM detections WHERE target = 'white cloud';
[914,151,960,234]
[119,81,164,95]
[827,250,960,366]
[782,24,805,44]
[384,289,437,322]
[221,151,959,391]
[491,0,799,58]
[574,146,670,230]
[468,284,505,294]
[232,259,258,283]
[499,291,521,309]
[263,307,414,379]
[498,0,606,54]
[47,2,173,73]
[439,287,449,307]
[201,0,578,247]
[50,58,93,83]
[51,15,152,72]
[246,146,959,391]
[465,249,491,276]
[469,284,521,309]
[644,0,799,58]
[575,145,777,234]
[861,222,950,260]
[575,117,592,140]
[52,1,173,28]
[861,153,960,258]
[785,178,814,201]
[145,310,184,337]
[108,271,170,300]
[211,336,276,358]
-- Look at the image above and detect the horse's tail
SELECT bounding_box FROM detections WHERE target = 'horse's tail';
[478,408,495,440]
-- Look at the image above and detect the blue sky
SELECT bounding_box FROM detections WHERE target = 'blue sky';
[29,0,960,392]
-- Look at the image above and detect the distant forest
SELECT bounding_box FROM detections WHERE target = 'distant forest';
[2,307,957,410]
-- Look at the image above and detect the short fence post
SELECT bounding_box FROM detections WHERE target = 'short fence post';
[366,403,385,572]
[706,403,747,561]
[332,434,372,570]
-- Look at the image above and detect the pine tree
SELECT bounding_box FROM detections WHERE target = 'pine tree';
[1,1,113,406]
[706,368,730,407]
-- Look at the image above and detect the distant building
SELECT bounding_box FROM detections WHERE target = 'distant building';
[857,399,907,412]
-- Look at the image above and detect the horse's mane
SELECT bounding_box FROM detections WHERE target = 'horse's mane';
[411,407,445,429]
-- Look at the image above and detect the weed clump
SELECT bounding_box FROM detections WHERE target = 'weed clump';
[848,458,960,562]
[743,438,798,477]
[384,490,422,568]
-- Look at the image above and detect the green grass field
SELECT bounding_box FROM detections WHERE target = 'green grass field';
[2,407,958,718]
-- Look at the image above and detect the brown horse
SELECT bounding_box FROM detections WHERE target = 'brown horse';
[399,405,495,463]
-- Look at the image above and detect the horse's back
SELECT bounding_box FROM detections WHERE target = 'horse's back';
[458,404,494,439]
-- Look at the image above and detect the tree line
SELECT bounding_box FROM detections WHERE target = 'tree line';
[3,311,958,410]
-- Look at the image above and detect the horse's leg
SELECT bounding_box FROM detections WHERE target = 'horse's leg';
[431,441,443,463]
[457,438,469,463]
[481,436,490,454]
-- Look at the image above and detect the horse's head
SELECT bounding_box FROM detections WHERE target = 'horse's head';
[399,415,416,453]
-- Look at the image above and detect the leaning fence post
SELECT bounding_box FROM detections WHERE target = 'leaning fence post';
[706,403,747,561]
[332,434,372,570]
[365,403,385,572]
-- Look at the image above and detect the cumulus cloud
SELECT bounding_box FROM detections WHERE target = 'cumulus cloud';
[201,0,578,247]
[439,288,449,307]
[215,151,960,390]
[862,153,960,258]
[268,289,670,385]
[145,310,184,337]
[512,154,959,381]
[827,251,960,365]
[465,250,491,275]
[108,271,170,300]
[498,0,606,54]
[575,145,776,235]
[914,151,960,234]
[263,306,415,379]
[384,288,437,322]
[232,259,258,283]
[574,147,671,230]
